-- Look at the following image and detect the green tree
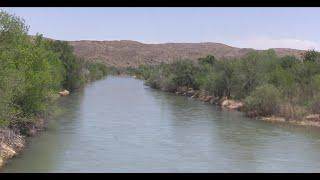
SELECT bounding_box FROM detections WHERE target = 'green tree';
[198,55,216,66]
[170,60,198,89]
[0,10,108,131]
[303,50,320,63]
[45,40,86,90]
[279,55,300,69]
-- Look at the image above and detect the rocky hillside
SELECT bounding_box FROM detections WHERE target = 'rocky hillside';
[68,40,305,68]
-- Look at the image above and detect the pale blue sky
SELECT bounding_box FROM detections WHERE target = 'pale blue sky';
[2,7,320,50]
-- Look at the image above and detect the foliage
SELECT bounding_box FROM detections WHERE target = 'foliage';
[0,10,108,130]
[303,50,320,62]
[132,48,320,119]
[198,55,216,66]
[244,84,281,116]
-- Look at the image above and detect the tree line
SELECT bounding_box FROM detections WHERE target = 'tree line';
[130,49,320,120]
[0,11,108,132]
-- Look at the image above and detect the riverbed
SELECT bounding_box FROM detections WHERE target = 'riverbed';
[2,76,320,172]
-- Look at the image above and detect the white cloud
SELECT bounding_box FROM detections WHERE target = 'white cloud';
[231,38,320,51]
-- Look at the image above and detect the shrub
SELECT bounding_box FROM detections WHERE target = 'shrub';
[279,55,300,69]
[310,98,320,114]
[171,60,198,89]
[203,71,225,98]
[244,84,281,116]
[160,74,177,92]
[86,62,108,81]
[0,10,108,130]
[303,50,320,63]
[145,69,162,89]
[198,55,216,66]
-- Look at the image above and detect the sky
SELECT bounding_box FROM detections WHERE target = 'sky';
[2,7,320,50]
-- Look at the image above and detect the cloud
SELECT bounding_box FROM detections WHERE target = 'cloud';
[231,38,320,51]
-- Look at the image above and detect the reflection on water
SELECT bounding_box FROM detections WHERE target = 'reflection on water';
[3,76,320,172]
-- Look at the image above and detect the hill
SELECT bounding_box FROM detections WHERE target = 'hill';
[68,40,306,67]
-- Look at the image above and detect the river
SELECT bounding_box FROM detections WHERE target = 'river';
[2,76,320,172]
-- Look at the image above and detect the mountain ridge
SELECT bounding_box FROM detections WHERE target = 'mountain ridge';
[58,39,306,67]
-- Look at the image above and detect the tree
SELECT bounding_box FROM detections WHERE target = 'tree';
[203,71,225,98]
[279,55,300,69]
[303,50,320,63]
[0,10,108,131]
[45,40,86,90]
[203,60,236,98]
[235,54,260,97]
[198,55,216,66]
[171,60,198,89]
[0,10,29,49]
[244,84,281,116]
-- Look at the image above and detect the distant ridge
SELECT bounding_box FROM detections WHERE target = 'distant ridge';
[55,38,306,67]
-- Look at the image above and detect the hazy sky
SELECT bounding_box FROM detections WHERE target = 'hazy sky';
[2,7,320,50]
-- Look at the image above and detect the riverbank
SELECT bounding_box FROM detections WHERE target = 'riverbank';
[0,112,50,168]
[0,129,25,168]
[127,49,320,132]
[6,76,320,172]
[165,85,320,129]
[0,10,113,170]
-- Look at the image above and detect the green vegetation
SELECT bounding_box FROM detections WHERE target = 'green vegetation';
[132,49,320,120]
[244,84,281,116]
[0,11,108,131]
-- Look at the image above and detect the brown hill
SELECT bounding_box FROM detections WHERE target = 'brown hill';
[67,40,306,68]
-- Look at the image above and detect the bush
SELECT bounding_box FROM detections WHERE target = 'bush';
[203,71,225,98]
[309,97,320,114]
[45,40,86,90]
[279,55,300,69]
[0,10,108,131]
[170,60,198,89]
[303,50,320,63]
[244,84,281,116]
[198,55,216,66]
[160,74,177,92]
[86,62,108,81]
[130,48,320,120]
[145,69,162,89]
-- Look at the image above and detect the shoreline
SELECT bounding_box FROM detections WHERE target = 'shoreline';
[0,116,46,169]
[2,75,320,170]
[163,85,320,129]
[0,92,66,169]
[0,129,25,169]
[0,77,106,170]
